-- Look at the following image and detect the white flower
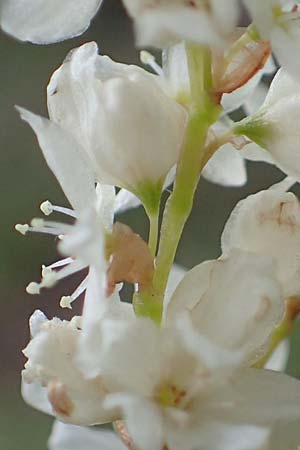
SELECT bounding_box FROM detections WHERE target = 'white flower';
[88,315,300,450]
[15,104,146,307]
[0,0,102,44]
[221,188,300,297]
[166,249,284,364]
[46,42,186,204]
[22,310,116,425]
[233,68,300,180]
[48,421,127,450]
[244,0,300,78]
[122,0,240,47]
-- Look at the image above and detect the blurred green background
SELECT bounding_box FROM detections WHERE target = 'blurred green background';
[0,2,299,449]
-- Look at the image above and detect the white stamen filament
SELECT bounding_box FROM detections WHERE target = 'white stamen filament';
[42,257,74,278]
[40,200,77,218]
[60,275,89,309]
[140,50,164,76]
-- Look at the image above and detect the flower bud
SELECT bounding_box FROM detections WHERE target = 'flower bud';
[234,69,300,178]
[166,249,283,364]
[47,42,186,209]
[222,189,300,297]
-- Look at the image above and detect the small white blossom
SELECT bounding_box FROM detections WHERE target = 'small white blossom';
[47,42,186,202]
[0,0,102,44]
[22,311,116,425]
[233,68,300,179]
[89,315,300,450]
[221,189,300,297]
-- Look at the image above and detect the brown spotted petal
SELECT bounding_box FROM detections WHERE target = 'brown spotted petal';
[106,222,154,296]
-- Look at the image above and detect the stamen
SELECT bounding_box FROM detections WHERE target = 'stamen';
[15,224,29,235]
[26,270,58,295]
[53,260,87,282]
[26,282,41,295]
[40,200,77,218]
[41,257,74,277]
[140,50,164,76]
[60,274,89,308]
[60,296,72,309]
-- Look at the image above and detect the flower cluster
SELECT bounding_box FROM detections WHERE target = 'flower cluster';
[9,1,300,450]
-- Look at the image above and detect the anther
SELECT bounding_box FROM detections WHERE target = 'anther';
[15,224,29,235]
[140,50,155,65]
[40,200,53,216]
[31,218,45,228]
[41,265,53,278]
[26,282,41,295]
[60,296,72,309]
[140,50,164,76]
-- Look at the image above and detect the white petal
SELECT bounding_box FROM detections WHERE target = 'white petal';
[114,189,141,214]
[221,189,300,297]
[1,0,102,44]
[29,309,47,337]
[98,318,163,395]
[163,263,187,318]
[48,421,126,450]
[214,368,300,425]
[167,250,283,364]
[21,379,52,416]
[162,42,190,102]
[104,394,164,450]
[23,316,112,425]
[95,184,115,231]
[17,107,96,213]
[202,144,247,187]
[271,23,300,79]
[240,142,275,165]
[76,266,107,379]
[264,339,289,372]
[131,7,228,48]
[270,419,300,450]
[167,421,270,450]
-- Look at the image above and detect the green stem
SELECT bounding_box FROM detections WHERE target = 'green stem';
[148,210,159,257]
[252,321,290,369]
[151,45,220,309]
[134,45,221,324]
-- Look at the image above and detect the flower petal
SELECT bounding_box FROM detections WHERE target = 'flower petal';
[17,107,96,213]
[22,314,113,425]
[212,368,300,426]
[104,394,164,450]
[202,144,247,187]
[0,0,102,44]
[167,421,270,450]
[167,250,283,364]
[21,379,52,416]
[48,420,126,450]
[264,339,289,372]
